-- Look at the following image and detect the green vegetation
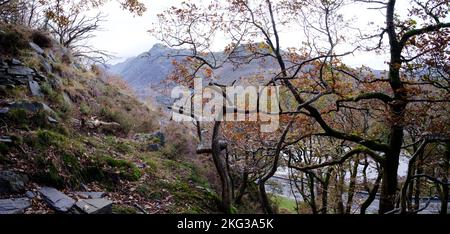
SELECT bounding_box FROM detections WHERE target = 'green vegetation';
[103,156,142,181]
[36,130,67,147]
[271,195,297,214]
[112,204,137,214]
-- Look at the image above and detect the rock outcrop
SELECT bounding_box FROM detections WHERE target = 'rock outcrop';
[0,171,29,194]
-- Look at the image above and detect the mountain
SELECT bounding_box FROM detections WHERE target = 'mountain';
[107,43,388,108]
[107,44,285,102]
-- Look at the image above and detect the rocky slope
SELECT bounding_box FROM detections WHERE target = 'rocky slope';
[0,24,218,214]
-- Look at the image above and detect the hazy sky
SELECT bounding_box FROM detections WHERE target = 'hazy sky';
[87,0,411,69]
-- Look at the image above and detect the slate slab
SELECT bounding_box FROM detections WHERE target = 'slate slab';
[39,187,75,213]
[29,42,44,54]
[75,199,112,214]
[75,192,105,199]
[29,80,43,97]
[148,144,161,152]
[7,66,34,76]
[0,198,31,214]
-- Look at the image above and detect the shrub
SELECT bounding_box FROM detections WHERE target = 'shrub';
[100,107,133,134]
[0,25,29,55]
[31,31,53,48]
[161,144,179,160]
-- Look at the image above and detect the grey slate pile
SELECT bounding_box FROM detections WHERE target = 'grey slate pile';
[0,198,31,214]
[38,187,112,214]
[0,58,48,98]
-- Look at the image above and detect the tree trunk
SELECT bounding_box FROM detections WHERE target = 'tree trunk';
[346,159,359,214]
[361,171,383,214]
[441,142,449,214]
[335,167,345,214]
[414,154,423,210]
[320,168,333,214]
[379,0,406,212]
[211,121,233,213]
[258,182,273,214]
[308,174,318,214]
[235,170,248,204]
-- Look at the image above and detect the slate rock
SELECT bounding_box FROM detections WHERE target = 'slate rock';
[62,92,73,106]
[152,131,166,146]
[25,191,36,199]
[0,198,31,214]
[39,187,75,213]
[50,77,63,91]
[0,107,9,114]
[28,80,43,97]
[8,101,56,115]
[0,136,12,143]
[0,171,29,194]
[48,116,58,124]
[29,42,45,54]
[46,51,57,63]
[148,144,161,152]
[0,73,12,80]
[34,72,48,82]
[75,199,112,214]
[135,162,147,169]
[75,192,105,199]
[7,66,34,76]
[37,54,52,74]
[10,59,22,65]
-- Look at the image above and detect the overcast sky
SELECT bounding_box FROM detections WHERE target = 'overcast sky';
[87,0,411,70]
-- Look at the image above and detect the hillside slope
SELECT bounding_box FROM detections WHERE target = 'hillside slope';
[0,24,218,214]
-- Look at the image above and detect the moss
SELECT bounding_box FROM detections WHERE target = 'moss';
[103,156,142,181]
[40,82,54,96]
[7,108,28,125]
[0,142,9,155]
[7,109,54,129]
[189,165,209,188]
[79,102,91,115]
[112,204,137,214]
[36,130,67,147]
[161,144,181,160]
[143,157,159,175]
[2,86,27,98]
[62,153,81,170]
[105,136,132,154]
[136,184,164,200]
[31,110,51,128]
[34,156,64,188]
[81,166,108,183]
